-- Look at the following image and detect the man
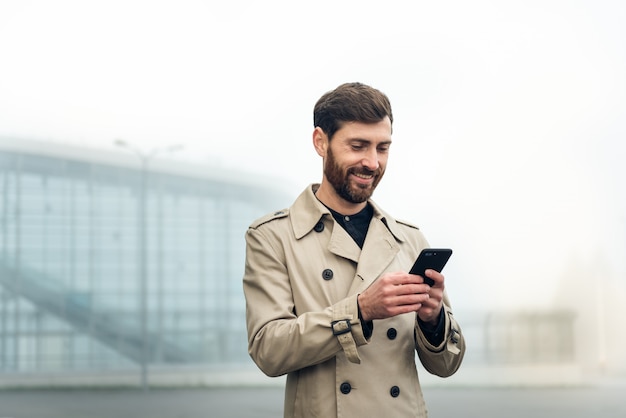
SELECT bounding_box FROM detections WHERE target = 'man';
[243,82,465,417]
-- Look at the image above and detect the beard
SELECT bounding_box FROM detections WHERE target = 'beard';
[324,147,384,204]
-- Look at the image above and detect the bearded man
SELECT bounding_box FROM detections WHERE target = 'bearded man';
[243,82,465,418]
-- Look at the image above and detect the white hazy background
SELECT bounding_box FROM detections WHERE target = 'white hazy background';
[1,0,625,376]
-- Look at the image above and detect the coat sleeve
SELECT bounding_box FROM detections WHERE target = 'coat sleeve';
[243,225,369,377]
[414,292,465,377]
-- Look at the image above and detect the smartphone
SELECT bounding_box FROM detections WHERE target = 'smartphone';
[409,248,453,286]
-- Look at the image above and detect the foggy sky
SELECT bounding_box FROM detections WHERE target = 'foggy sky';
[1,0,625,334]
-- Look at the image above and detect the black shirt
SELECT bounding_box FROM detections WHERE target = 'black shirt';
[327,204,373,249]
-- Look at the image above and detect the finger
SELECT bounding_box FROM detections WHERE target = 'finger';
[394,293,430,306]
[406,273,430,285]
[425,269,445,286]
[395,283,431,296]
[399,274,424,285]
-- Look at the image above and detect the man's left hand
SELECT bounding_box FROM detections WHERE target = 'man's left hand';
[416,269,444,325]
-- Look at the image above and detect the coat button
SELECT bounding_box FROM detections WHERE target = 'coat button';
[314,221,324,232]
[340,382,352,394]
[450,328,460,344]
[322,269,334,281]
[387,328,397,340]
[390,386,400,398]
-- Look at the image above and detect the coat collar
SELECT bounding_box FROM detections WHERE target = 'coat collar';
[290,184,407,244]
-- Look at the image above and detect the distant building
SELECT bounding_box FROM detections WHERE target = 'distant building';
[0,138,291,386]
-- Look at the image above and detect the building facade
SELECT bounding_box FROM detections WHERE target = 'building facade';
[0,139,290,384]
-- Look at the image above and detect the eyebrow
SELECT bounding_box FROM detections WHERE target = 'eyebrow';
[349,138,393,145]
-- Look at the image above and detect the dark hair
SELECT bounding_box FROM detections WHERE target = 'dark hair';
[313,82,393,140]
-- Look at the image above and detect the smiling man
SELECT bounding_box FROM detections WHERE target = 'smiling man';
[243,82,465,418]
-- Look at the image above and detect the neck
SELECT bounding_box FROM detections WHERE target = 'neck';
[315,181,367,215]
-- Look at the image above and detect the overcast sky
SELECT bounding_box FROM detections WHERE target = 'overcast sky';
[1,1,625,318]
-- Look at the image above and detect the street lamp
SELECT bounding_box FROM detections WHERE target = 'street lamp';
[114,139,183,390]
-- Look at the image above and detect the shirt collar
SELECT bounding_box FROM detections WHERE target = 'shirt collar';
[290,183,407,243]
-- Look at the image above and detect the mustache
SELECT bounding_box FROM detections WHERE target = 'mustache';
[348,167,381,176]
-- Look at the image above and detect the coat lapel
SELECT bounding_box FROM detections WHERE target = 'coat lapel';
[350,218,399,294]
[327,221,361,264]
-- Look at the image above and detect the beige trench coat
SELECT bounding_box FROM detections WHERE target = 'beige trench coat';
[244,184,465,418]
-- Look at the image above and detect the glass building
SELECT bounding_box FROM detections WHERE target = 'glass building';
[0,138,290,384]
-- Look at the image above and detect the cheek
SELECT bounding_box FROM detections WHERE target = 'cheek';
[378,154,389,170]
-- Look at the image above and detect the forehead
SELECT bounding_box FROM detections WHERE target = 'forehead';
[334,117,392,143]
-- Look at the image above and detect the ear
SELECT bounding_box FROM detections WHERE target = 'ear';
[312,127,328,158]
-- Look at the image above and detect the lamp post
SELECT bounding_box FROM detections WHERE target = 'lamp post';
[114,139,183,390]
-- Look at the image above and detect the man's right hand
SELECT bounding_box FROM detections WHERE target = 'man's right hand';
[357,272,431,321]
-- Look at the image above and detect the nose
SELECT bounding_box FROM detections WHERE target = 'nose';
[362,147,380,171]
